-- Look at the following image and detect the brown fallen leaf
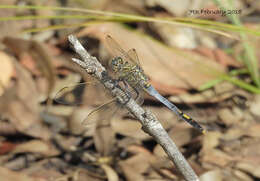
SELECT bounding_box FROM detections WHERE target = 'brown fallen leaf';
[0,166,46,181]
[153,22,198,49]
[221,128,246,141]
[119,150,152,181]
[110,118,150,140]
[0,60,51,140]
[11,140,59,157]
[169,87,230,104]
[94,119,116,156]
[201,131,222,152]
[246,123,260,138]
[200,170,224,181]
[201,148,235,167]
[100,164,119,181]
[0,121,17,136]
[194,46,241,67]
[213,48,241,67]
[120,145,161,180]
[0,51,13,96]
[3,37,56,102]
[169,82,250,104]
[194,46,216,60]
[235,162,260,178]
[0,0,33,38]
[233,170,255,181]
[168,127,195,147]
[249,94,260,117]
[218,108,242,126]
[145,0,190,16]
[154,126,196,157]
[0,141,17,155]
[119,161,145,181]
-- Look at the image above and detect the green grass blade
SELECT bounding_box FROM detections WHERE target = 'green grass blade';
[1,5,260,38]
[213,0,260,87]
[22,21,104,33]
[199,79,223,91]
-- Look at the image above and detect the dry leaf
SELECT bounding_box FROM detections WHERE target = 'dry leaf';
[0,60,51,140]
[246,123,260,138]
[119,161,145,181]
[153,23,197,49]
[249,95,260,117]
[3,37,56,100]
[0,141,17,155]
[145,0,191,16]
[218,108,241,126]
[0,51,13,96]
[200,170,223,181]
[233,170,254,181]
[202,131,222,151]
[236,162,260,178]
[201,148,235,167]
[94,121,116,156]
[11,140,59,156]
[168,127,194,147]
[100,164,119,181]
[0,166,46,181]
[119,149,153,181]
[111,118,150,140]
[0,1,33,38]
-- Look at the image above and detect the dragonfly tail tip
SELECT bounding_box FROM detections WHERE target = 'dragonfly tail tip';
[202,129,207,135]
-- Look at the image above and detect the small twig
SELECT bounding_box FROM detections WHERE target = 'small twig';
[67,34,200,181]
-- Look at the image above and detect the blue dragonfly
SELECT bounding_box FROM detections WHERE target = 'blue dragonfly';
[55,35,205,134]
[106,35,205,134]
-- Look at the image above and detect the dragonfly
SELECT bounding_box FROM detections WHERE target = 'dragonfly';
[55,35,206,134]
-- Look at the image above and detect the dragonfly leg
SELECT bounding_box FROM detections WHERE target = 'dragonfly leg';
[116,79,132,97]
[114,78,138,105]
[132,86,140,101]
[122,81,134,100]
[121,80,143,105]
[112,79,132,106]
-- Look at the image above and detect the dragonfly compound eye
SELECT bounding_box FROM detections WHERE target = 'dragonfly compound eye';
[111,57,123,72]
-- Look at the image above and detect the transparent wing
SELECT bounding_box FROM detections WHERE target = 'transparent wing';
[106,35,140,66]
[126,48,141,66]
[82,81,144,127]
[82,98,119,126]
[54,82,89,105]
[54,80,108,106]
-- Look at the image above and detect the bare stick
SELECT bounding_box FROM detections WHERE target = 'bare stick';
[68,34,200,181]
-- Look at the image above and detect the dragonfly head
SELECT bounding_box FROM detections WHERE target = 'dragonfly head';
[111,57,124,72]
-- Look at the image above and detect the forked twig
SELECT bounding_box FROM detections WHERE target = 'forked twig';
[67,34,200,181]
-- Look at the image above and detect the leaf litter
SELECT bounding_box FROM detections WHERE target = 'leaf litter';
[0,1,260,181]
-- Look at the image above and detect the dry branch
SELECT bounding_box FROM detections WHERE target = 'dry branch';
[67,34,200,181]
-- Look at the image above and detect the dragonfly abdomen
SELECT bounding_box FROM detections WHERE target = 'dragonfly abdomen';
[145,85,205,134]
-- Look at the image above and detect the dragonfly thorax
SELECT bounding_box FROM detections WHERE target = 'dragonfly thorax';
[111,57,124,73]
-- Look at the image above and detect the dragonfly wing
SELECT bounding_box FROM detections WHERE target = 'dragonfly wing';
[126,48,141,66]
[55,82,92,105]
[54,80,110,106]
[82,80,144,126]
[82,98,119,126]
[106,35,140,66]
